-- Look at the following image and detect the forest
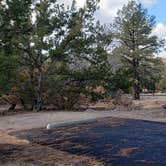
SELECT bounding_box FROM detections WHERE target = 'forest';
[0,0,165,111]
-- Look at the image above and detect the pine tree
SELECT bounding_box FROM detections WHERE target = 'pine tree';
[16,0,104,110]
[0,0,32,95]
[0,0,113,110]
[114,0,163,99]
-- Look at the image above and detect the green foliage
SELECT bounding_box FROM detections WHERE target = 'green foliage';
[111,68,131,94]
[113,0,164,99]
[140,57,164,92]
[0,0,31,95]
[0,54,17,95]
[0,0,165,111]
[157,59,166,92]
[0,0,112,110]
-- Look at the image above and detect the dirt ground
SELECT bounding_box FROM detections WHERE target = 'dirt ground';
[0,108,166,145]
[0,111,111,166]
[0,108,166,132]
[0,143,104,166]
[1,117,166,166]
[0,96,166,166]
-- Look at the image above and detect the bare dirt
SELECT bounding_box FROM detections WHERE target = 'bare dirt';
[0,108,166,145]
[3,117,166,166]
[0,143,104,166]
[0,117,125,166]
[0,96,166,166]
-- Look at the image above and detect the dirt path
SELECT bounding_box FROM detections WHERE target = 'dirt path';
[109,108,166,123]
[0,111,113,145]
[0,110,166,166]
[0,109,166,131]
[4,117,166,166]
[0,111,109,166]
[0,111,114,131]
[0,109,165,144]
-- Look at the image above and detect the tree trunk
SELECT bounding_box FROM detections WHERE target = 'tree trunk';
[132,81,140,100]
[35,69,43,111]
[20,97,27,110]
[132,59,140,100]
[33,52,43,111]
[8,104,16,111]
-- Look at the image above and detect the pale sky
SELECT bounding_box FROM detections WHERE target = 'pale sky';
[63,0,166,57]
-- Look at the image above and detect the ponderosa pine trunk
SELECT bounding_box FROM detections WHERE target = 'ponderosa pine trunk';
[132,64,140,100]
[33,53,43,111]
[35,68,43,111]
[132,81,140,100]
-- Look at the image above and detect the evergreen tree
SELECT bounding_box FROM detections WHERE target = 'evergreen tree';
[0,0,32,95]
[113,0,163,99]
[0,0,113,110]
[16,0,111,110]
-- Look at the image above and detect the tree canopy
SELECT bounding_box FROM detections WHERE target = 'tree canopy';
[0,0,165,110]
[113,0,164,99]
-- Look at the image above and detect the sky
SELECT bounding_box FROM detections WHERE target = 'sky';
[73,0,166,57]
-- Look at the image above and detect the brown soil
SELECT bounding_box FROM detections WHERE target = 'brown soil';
[0,112,114,166]
[0,143,104,166]
[0,129,29,145]
[0,118,125,166]
[0,96,166,166]
[118,147,140,157]
[0,118,124,166]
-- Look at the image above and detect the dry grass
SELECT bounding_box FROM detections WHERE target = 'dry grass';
[118,147,140,157]
[0,143,104,166]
